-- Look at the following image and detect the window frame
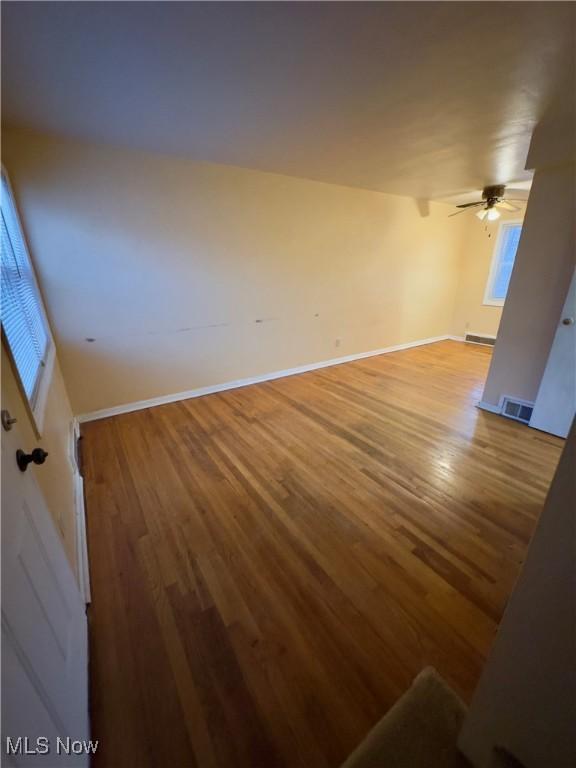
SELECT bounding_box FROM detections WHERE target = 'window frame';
[483,219,523,308]
[1,167,55,437]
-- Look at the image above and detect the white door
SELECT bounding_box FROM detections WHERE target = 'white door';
[1,409,91,766]
[530,270,576,438]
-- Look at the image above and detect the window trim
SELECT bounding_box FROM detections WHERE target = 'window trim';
[483,219,523,308]
[1,167,55,437]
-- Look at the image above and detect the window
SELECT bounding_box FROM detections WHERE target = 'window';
[1,171,53,432]
[484,222,522,306]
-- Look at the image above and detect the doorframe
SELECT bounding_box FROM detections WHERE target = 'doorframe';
[70,418,91,604]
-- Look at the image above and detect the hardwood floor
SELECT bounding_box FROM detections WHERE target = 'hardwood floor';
[82,340,562,768]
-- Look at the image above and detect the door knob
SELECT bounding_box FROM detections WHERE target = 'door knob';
[561,317,574,326]
[16,448,49,472]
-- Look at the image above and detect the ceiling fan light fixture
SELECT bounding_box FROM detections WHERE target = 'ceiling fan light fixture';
[476,207,500,221]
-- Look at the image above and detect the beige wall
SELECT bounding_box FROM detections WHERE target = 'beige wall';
[2,131,469,416]
[481,96,575,409]
[1,344,78,571]
[482,161,575,407]
[451,208,526,339]
[459,420,575,767]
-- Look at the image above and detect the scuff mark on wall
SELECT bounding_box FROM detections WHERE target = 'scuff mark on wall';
[83,321,231,342]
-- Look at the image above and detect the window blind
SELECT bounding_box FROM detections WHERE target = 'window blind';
[491,224,521,301]
[1,176,49,405]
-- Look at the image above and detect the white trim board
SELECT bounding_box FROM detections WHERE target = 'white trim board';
[70,418,91,604]
[466,333,497,340]
[77,334,454,423]
[450,334,497,347]
[477,400,502,415]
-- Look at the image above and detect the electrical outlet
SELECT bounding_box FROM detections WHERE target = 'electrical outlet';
[335,338,342,348]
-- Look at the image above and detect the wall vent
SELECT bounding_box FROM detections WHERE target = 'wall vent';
[465,333,496,346]
[501,397,534,424]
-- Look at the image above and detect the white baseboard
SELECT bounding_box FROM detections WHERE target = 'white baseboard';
[71,419,91,604]
[470,333,497,340]
[77,334,455,423]
[477,399,502,414]
[451,333,497,347]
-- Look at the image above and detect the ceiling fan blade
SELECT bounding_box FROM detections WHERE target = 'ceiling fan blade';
[497,201,520,212]
[502,198,527,203]
[456,201,484,209]
[449,207,477,217]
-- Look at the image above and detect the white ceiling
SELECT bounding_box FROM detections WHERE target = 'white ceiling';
[2,2,574,199]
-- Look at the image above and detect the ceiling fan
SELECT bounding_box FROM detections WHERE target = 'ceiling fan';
[449,185,525,221]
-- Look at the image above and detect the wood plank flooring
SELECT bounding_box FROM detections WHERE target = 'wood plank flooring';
[82,340,563,768]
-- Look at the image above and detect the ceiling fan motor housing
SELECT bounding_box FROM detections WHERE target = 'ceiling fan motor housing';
[482,184,506,207]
